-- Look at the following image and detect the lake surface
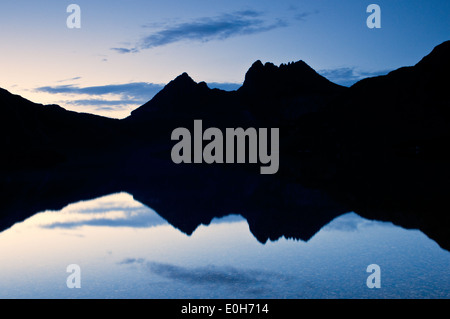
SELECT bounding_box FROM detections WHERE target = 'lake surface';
[0,192,448,299]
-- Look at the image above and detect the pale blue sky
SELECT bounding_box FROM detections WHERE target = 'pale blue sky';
[0,0,448,118]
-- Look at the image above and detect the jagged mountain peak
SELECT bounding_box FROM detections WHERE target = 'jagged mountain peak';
[163,72,198,91]
[243,59,312,82]
[173,72,195,83]
[239,59,345,97]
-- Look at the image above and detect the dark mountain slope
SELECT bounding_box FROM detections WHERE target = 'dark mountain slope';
[124,73,251,143]
[237,60,346,124]
[0,87,120,169]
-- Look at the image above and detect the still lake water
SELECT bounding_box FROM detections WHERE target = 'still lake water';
[0,192,448,299]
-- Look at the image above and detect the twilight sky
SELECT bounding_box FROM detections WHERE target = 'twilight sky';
[0,0,448,119]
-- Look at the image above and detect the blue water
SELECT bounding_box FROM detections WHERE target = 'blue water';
[0,192,448,299]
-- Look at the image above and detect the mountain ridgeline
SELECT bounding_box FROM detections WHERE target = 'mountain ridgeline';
[0,41,449,250]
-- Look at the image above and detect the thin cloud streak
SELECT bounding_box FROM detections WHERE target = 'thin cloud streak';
[56,76,82,83]
[147,262,266,286]
[41,208,167,229]
[35,82,165,110]
[66,99,138,107]
[112,10,289,53]
[118,259,293,288]
[35,82,164,98]
[293,10,320,21]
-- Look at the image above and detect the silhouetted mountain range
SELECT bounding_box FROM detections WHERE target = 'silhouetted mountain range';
[0,41,449,250]
[0,87,119,169]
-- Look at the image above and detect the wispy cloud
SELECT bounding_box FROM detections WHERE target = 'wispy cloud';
[41,206,167,229]
[112,10,288,53]
[29,192,169,230]
[110,47,139,54]
[65,99,137,107]
[118,259,292,291]
[117,258,145,265]
[35,82,165,116]
[36,82,164,101]
[293,10,320,21]
[148,262,266,286]
[56,76,82,83]
[117,259,311,296]
[318,67,392,87]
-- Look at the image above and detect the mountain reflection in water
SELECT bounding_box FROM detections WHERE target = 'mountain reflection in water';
[0,192,448,299]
